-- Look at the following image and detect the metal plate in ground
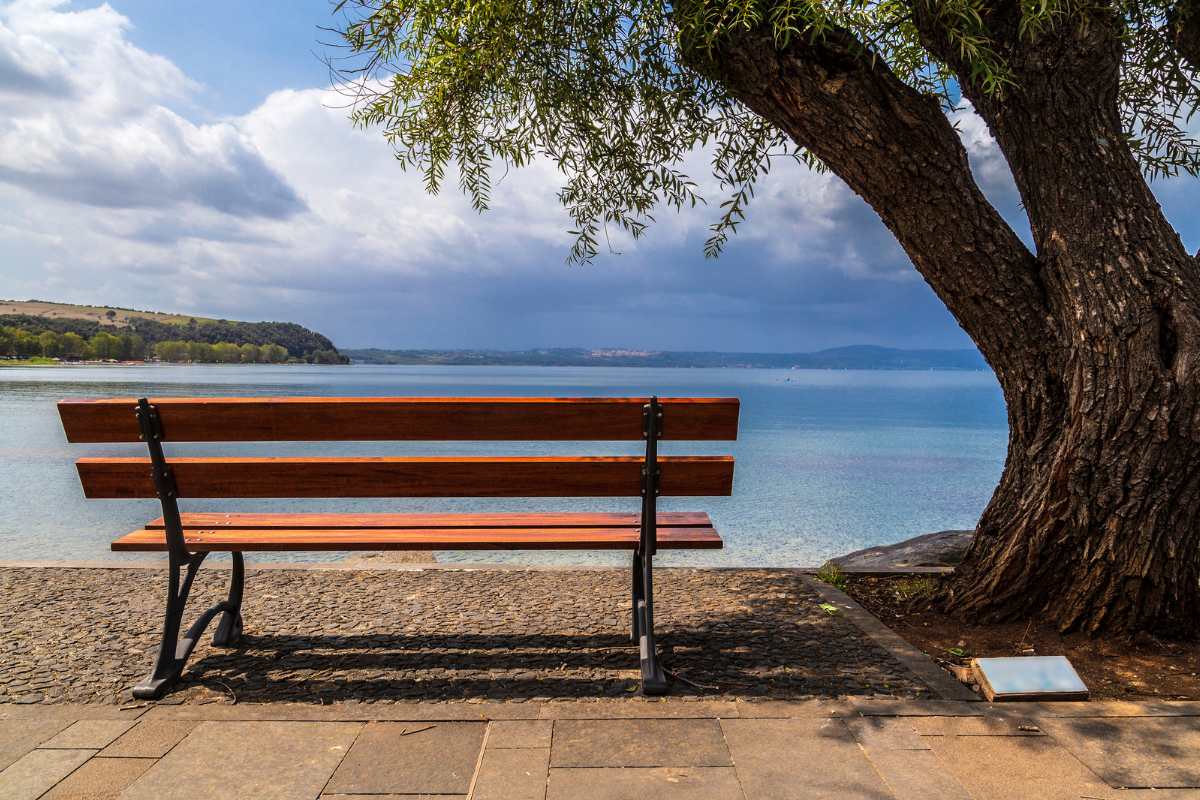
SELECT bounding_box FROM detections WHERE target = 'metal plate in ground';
[972,656,1089,701]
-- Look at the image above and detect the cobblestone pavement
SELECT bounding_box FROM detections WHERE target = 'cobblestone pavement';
[0,566,933,705]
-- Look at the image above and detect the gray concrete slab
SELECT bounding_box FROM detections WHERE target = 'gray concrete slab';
[721,718,891,800]
[926,733,1114,799]
[40,719,136,749]
[39,756,154,799]
[1040,716,1200,788]
[546,767,745,800]
[0,748,93,800]
[324,721,485,795]
[488,720,553,749]
[120,720,362,800]
[550,719,731,768]
[0,717,73,770]
[98,719,198,758]
[472,747,549,800]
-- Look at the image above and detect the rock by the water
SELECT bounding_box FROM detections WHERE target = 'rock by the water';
[828,530,973,570]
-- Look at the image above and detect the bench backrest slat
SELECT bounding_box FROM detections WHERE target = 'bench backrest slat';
[75,456,736,498]
[58,397,739,442]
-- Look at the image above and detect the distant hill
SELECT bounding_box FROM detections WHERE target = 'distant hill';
[342,345,988,370]
[1,299,346,363]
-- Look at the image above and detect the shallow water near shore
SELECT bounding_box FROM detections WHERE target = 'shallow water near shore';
[0,363,1006,566]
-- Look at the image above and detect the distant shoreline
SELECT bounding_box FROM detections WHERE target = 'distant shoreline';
[0,359,336,368]
[341,345,989,371]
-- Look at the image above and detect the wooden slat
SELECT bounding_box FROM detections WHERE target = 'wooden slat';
[58,396,740,442]
[111,526,724,552]
[77,456,735,498]
[147,511,712,530]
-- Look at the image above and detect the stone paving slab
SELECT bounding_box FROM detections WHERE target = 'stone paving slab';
[488,719,554,748]
[97,719,198,758]
[0,704,147,721]
[546,767,745,800]
[142,700,541,721]
[40,718,136,749]
[720,718,891,799]
[119,720,361,800]
[1039,700,1200,717]
[472,747,550,800]
[539,699,740,719]
[324,721,485,795]
[1039,716,1200,788]
[550,718,731,768]
[39,756,154,799]
[322,796,462,799]
[864,749,972,800]
[910,715,1045,736]
[0,748,93,800]
[732,699,854,718]
[925,733,1115,799]
[0,717,73,770]
[0,567,933,704]
[845,716,930,750]
[850,698,986,716]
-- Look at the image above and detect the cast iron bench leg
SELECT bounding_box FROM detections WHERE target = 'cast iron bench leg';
[132,552,246,700]
[631,552,643,643]
[636,550,668,696]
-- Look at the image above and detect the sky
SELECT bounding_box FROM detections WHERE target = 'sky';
[1,1,1197,352]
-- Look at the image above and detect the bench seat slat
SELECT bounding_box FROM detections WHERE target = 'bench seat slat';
[77,456,735,498]
[148,511,713,530]
[59,396,740,442]
[112,526,724,552]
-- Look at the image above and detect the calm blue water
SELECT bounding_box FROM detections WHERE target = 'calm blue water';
[0,364,1007,566]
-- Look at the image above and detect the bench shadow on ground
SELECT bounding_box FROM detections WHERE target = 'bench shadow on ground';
[177,578,933,702]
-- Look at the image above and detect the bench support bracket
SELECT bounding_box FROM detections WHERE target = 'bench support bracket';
[132,398,245,700]
[635,397,668,696]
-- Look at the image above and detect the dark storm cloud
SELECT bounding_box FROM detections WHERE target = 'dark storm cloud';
[0,144,306,220]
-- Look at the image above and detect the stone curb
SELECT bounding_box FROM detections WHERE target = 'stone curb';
[798,576,980,702]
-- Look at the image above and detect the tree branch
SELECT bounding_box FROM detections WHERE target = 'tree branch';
[1169,0,1200,71]
[689,25,1052,374]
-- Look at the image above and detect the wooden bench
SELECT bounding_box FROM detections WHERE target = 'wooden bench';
[59,395,739,698]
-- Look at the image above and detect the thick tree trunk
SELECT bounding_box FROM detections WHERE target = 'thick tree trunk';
[915,5,1200,636]
[695,11,1200,636]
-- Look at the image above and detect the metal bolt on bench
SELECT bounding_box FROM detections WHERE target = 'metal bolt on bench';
[60,394,739,699]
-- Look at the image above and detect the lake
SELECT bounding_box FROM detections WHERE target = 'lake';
[0,364,1007,566]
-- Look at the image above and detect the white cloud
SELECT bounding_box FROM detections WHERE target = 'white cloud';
[0,0,301,217]
[0,0,976,349]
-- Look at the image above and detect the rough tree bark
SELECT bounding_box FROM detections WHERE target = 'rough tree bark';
[691,2,1200,636]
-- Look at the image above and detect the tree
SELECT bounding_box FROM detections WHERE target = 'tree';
[89,332,121,360]
[239,343,261,363]
[38,331,62,358]
[335,0,1200,636]
[213,342,243,363]
[153,340,189,362]
[59,332,87,359]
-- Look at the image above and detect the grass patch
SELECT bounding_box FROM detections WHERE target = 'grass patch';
[815,562,849,590]
[893,576,938,601]
[0,356,58,366]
